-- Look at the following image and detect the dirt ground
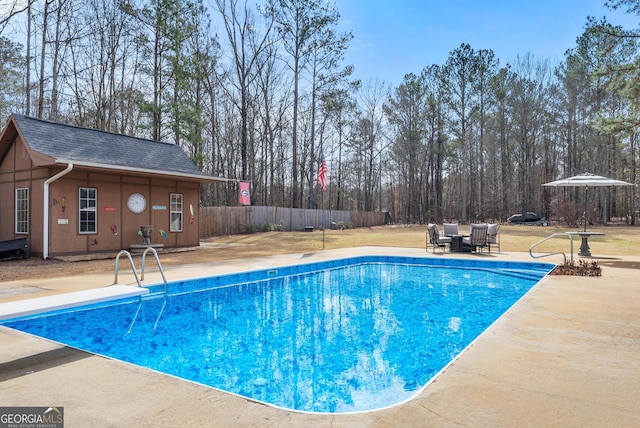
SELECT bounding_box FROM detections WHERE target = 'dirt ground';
[0,239,297,282]
[0,227,410,282]
[0,227,383,282]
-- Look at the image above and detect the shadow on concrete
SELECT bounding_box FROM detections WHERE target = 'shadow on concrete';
[0,345,92,382]
[598,260,640,269]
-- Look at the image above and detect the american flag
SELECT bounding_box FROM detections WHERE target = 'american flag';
[317,154,328,191]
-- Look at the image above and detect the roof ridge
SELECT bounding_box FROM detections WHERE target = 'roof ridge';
[12,113,174,146]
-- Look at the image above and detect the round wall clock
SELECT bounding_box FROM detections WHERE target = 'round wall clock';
[127,193,146,213]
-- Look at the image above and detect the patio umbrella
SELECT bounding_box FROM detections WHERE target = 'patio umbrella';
[542,172,635,231]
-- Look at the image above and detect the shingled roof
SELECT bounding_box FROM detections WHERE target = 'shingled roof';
[1,114,226,182]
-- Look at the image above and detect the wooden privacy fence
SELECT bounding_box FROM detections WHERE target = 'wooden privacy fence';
[199,206,387,238]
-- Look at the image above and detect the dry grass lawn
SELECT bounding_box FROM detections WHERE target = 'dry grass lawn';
[222,223,640,254]
[1,223,639,282]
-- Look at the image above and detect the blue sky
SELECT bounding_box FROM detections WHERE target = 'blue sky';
[337,0,639,85]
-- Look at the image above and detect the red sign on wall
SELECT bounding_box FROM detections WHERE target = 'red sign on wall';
[104,207,117,212]
[239,181,251,206]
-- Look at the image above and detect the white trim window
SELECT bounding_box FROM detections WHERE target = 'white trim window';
[15,187,29,234]
[170,193,183,232]
[79,187,97,234]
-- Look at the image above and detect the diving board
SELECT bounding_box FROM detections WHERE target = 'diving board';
[0,285,148,321]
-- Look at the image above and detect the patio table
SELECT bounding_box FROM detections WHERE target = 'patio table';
[449,235,471,253]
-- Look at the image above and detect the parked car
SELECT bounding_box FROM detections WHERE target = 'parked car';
[508,212,549,226]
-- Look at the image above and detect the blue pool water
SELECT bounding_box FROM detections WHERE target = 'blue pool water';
[1,256,553,413]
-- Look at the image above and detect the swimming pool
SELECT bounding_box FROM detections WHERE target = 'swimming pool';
[1,256,553,413]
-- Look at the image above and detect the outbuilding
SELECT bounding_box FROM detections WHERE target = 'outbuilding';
[0,114,228,259]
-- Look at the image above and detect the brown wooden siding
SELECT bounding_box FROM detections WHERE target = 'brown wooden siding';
[1,139,204,257]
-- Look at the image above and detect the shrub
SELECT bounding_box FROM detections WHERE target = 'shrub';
[550,260,601,276]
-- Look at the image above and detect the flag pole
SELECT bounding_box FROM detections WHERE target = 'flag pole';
[317,152,328,250]
[328,153,332,244]
[319,160,326,250]
[322,181,325,249]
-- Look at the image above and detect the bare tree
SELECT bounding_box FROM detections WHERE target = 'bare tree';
[36,0,54,118]
[384,73,429,223]
[253,30,291,206]
[473,49,499,216]
[487,65,516,221]
[510,53,553,215]
[440,43,479,222]
[354,78,389,212]
[0,0,34,34]
[421,65,449,220]
[263,0,348,208]
[215,0,274,181]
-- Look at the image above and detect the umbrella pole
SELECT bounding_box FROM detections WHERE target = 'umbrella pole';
[584,186,588,232]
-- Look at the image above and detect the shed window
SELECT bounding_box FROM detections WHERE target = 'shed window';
[170,193,183,232]
[79,187,97,234]
[15,188,29,234]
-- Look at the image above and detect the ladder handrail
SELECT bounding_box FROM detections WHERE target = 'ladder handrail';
[141,247,168,289]
[529,232,576,264]
[114,250,142,286]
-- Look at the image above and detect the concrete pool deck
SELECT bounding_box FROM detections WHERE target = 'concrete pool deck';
[1,247,639,427]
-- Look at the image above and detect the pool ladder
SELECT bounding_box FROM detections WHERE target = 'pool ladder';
[114,247,168,290]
